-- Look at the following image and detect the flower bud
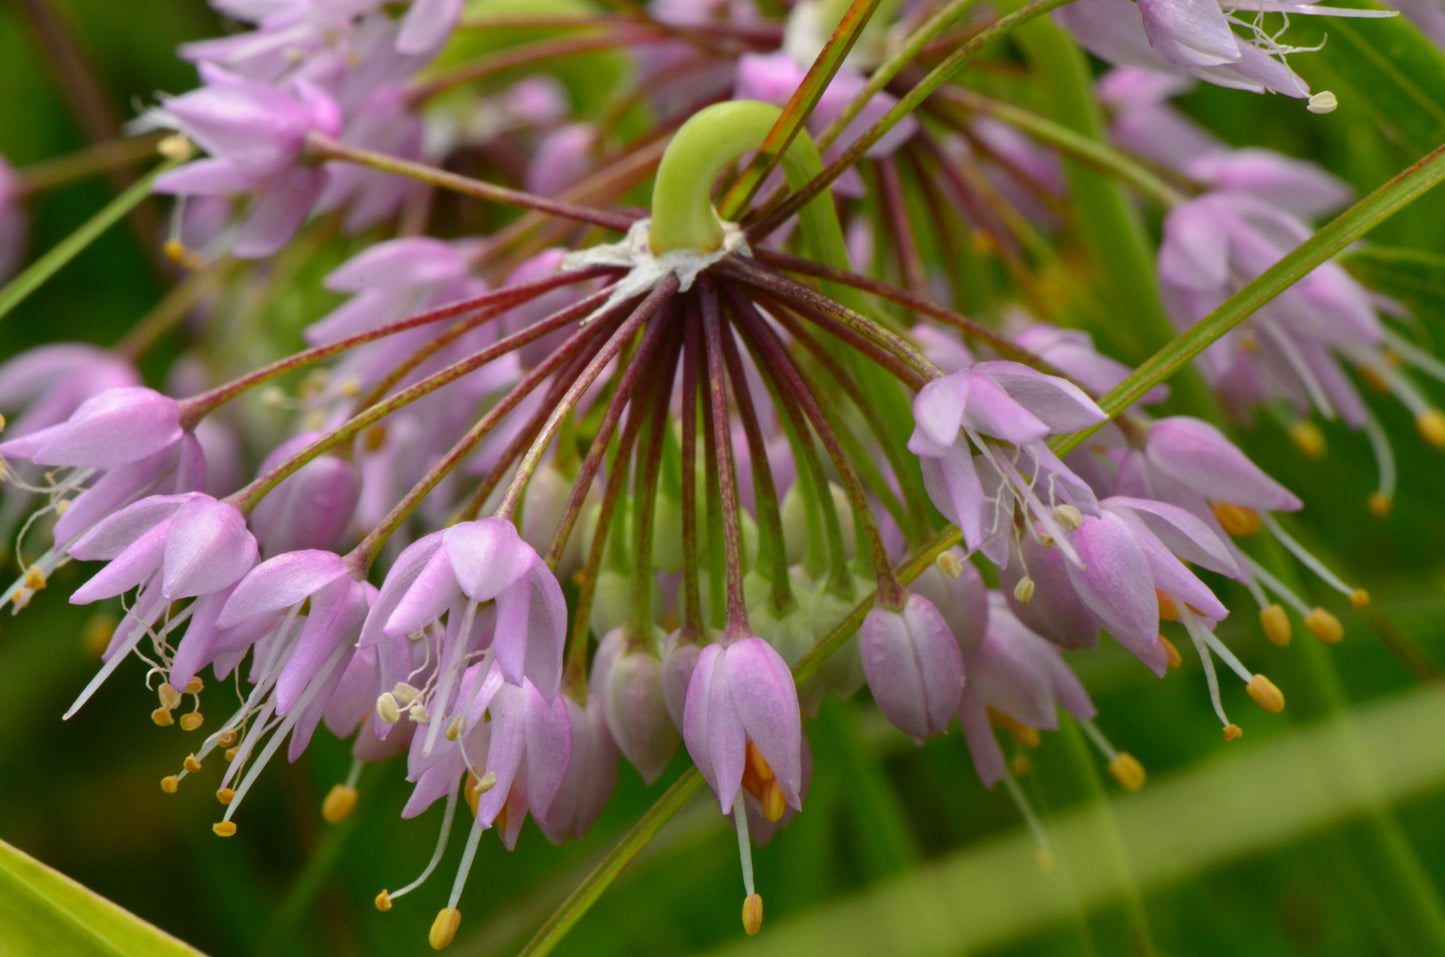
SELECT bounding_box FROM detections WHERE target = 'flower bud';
[860,594,964,741]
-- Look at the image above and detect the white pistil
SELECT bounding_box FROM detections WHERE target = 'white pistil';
[732,793,756,898]
[386,788,460,903]
[1181,613,1232,730]
[1259,513,1360,601]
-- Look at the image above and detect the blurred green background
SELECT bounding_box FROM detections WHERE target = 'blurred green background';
[2,2,1445,956]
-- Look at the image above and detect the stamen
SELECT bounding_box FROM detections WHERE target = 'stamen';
[1260,604,1292,647]
[180,712,205,731]
[1304,607,1345,644]
[160,775,179,794]
[1213,503,1261,536]
[322,785,359,823]
[429,908,462,950]
[1242,557,1313,617]
[935,551,964,580]
[1246,675,1286,713]
[1012,577,1035,605]
[1158,635,1183,669]
[444,812,489,911]
[1307,91,1338,114]
[376,692,401,724]
[1079,718,1146,791]
[212,821,237,837]
[742,893,764,936]
[1052,504,1083,531]
[1289,420,1327,459]
[1157,590,1180,622]
[152,708,176,726]
[217,788,235,805]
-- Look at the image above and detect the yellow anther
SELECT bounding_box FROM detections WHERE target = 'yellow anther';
[408,701,431,725]
[180,712,205,731]
[183,754,203,774]
[745,741,775,783]
[1416,410,1445,449]
[152,707,176,727]
[392,682,421,706]
[1360,365,1388,392]
[444,716,464,741]
[1307,90,1338,114]
[184,677,204,695]
[23,566,46,590]
[224,747,239,763]
[1260,604,1292,647]
[1351,589,1370,609]
[1223,724,1244,742]
[1053,504,1084,531]
[1304,607,1344,644]
[935,551,964,580]
[376,692,401,725]
[1108,753,1147,792]
[364,424,388,452]
[1247,675,1285,713]
[163,239,189,264]
[212,821,237,837]
[337,376,362,399]
[1012,576,1035,605]
[1159,635,1183,670]
[1368,492,1393,517]
[375,890,393,912]
[1010,754,1031,777]
[1212,503,1261,537]
[990,709,1041,748]
[761,781,786,823]
[217,788,235,805]
[429,907,461,950]
[160,775,180,794]
[1156,590,1179,622]
[321,784,359,824]
[1290,421,1327,459]
[11,588,33,612]
[158,683,182,710]
[157,134,196,161]
[216,730,237,748]
[82,615,115,657]
[742,893,764,936]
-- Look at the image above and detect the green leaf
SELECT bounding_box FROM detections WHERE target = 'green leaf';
[0,839,207,957]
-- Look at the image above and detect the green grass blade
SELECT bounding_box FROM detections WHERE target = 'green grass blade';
[0,156,175,325]
[0,839,207,957]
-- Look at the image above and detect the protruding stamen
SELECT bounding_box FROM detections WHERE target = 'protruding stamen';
[376,692,401,724]
[1368,492,1392,517]
[1182,614,1232,731]
[160,775,179,794]
[322,785,359,823]
[1289,421,1326,459]
[1159,635,1183,669]
[387,789,459,905]
[217,788,235,805]
[185,677,204,695]
[1108,754,1147,791]
[180,713,205,731]
[1012,577,1035,605]
[1260,605,1292,646]
[184,753,203,774]
[1053,504,1083,531]
[1307,91,1338,114]
[152,708,176,727]
[1213,503,1261,536]
[1246,675,1285,713]
[989,708,1040,748]
[375,890,393,912]
[212,821,237,837]
[1000,764,1052,872]
[158,683,182,711]
[1223,724,1244,741]
[393,682,421,706]
[1304,607,1344,644]
[1351,589,1370,609]
[1416,410,1445,449]
[429,908,461,950]
[936,551,964,580]
[742,893,764,936]
[1361,406,1397,515]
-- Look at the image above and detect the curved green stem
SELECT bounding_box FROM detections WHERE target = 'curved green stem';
[648,100,846,263]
